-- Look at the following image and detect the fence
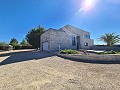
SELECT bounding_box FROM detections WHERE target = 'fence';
[90,45,120,51]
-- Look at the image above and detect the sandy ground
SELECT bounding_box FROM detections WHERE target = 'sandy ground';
[0,50,120,90]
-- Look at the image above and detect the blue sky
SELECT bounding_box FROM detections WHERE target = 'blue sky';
[0,0,120,44]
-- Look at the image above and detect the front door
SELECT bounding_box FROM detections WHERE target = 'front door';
[77,36,81,49]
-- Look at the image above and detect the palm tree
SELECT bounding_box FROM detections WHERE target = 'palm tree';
[99,33,120,46]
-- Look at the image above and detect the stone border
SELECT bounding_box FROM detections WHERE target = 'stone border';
[56,53,120,64]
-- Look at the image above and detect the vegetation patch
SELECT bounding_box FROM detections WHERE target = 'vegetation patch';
[97,50,120,55]
[60,49,79,54]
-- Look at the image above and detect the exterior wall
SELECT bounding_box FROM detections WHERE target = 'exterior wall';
[40,30,51,51]
[41,25,94,51]
[60,25,94,49]
[41,29,77,51]
[57,54,120,63]
[90,45,120,51]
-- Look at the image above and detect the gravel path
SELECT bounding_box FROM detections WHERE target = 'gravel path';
[0,50,120,90]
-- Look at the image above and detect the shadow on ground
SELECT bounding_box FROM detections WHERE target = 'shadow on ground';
[0,50,32,57]
[0,51,55,66]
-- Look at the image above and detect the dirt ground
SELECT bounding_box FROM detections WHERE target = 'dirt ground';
[0,50,120,90]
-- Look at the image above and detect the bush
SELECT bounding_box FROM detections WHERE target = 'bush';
[14,46,34,50]
[0,45,34,50]
[97,52,105,55]
[60,49,79,54]
[107,51,116,54]
[97,50,119,55]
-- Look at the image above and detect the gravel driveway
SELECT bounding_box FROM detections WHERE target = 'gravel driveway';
[0,50,120,90]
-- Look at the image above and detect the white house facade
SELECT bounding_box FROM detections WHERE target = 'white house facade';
[40,25,94,51]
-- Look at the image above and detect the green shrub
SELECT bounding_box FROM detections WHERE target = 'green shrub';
[107,50,117,54]
[118,51,120,54]
[14,46,34,50]
[97,50,119,55]
[60,49,79,54]
[97,52,105,55]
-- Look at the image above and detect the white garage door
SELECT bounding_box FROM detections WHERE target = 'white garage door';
[43,42,48,51]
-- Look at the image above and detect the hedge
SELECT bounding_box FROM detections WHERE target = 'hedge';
[0,46,34,50]
[14,46,34,50]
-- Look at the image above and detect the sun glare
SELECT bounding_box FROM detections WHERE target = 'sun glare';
[81,0,97,11]
[73,0,98,17]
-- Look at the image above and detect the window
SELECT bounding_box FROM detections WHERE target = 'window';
[84,42,88,46]
[72,36,76,46]
[84,34,90,39]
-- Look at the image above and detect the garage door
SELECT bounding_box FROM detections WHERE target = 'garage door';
[43,42,48,51]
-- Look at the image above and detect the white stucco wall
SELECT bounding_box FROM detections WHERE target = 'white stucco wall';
[41,25,94,51]
[41,29,77,51]
[60,25,94,49]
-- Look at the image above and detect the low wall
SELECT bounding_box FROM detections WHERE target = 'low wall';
[90,45,120,51]
[56,54,120,64]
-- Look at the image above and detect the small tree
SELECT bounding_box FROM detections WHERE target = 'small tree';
[9,38,19,47]
[26,26,45,49]
[98,33,120,46]
[0,42,7,46]
[21,39,28,46]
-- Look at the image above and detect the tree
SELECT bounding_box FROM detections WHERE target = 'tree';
[0,42,8,46]
[26,26,45,49]
[9,38,19,46]
[21,39,28,46]
[98,33,120,46]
